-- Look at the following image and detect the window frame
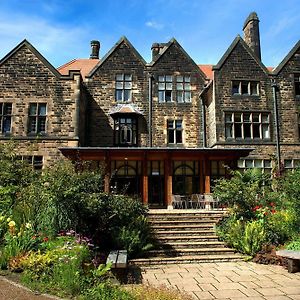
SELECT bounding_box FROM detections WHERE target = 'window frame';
[0,102,12,134]
[231,80,260,96]
[158,75,173,103]
[28,103,47,134]
[225,112,270,140]
[167,119,183,144]
[113,116,138,146]
[176,76,191,103]
[115,74,132,102]
[238,158,272,174]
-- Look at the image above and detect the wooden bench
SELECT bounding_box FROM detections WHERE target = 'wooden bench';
[276,250,300,273]
[106,250,128,269]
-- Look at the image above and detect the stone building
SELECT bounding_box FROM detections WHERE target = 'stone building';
[0,12,299,207]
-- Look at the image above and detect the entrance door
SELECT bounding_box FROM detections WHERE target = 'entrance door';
[148,175,164,206]
[148,161,164,207]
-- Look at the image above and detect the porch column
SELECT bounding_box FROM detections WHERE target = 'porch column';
[104,152,111,193]
[142,155,148,205]
[199,160,204,194]
[204,159,211,193]
[164,158,172,208]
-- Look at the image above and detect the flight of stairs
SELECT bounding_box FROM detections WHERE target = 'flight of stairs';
[130,209,244,266]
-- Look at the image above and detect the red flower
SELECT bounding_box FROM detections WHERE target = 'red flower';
[32,236,36,240]
[270,202,275,207]
[271,209,276,214]
[43,237,49,242]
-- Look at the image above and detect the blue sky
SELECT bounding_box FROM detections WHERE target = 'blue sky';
[0,0,299,68]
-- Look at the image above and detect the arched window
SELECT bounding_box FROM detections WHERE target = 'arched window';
[114,117,137,146]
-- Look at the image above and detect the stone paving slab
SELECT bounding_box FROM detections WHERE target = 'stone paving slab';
[141,261,300,300]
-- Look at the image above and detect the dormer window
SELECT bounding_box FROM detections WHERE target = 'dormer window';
[232,81,259,96]
[115,74,132,102]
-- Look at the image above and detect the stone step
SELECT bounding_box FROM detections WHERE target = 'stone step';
[129,253,245,266]
[152,224,215,231]
[156,235,219,243]
[145,247,235,257]
[156,241,226,249]
[154,229,216,236]
[149,220,218,226]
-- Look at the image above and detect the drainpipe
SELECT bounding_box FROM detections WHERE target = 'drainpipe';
[148,73,153,147]
[272,79,281,173]
[199,82,210,148]
[74,74,81,145]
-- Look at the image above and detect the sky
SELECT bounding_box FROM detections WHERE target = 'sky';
[0,0,299,68]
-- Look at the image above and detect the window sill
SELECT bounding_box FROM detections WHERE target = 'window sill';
[231,95,260,99]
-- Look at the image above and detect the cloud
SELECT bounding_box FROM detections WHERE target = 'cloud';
[145,21,164,30]
[0,12,91,67]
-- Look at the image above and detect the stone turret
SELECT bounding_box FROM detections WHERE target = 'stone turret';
[243,12,261,60]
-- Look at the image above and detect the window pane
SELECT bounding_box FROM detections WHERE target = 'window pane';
[166,83,172,90]
[185,76,190,83]
[165,75,172,82]
[176,120,182,128]
[232,81,239,94]
[225,113,232,122]
[185,83,191,91]
[176,130,182,143]
[234,123,242,138]
[168,130,174,143]
[185,91,191,102]
[284,160,293,168]
[4,104,12,115]
[38,104,46,116]
[158,91,164,102]
[264,160,271,168]
[29,104,37,115]
[254,159,263,168]
[244,123,251,138]
[124,82,132,89]
[262,114,269,123]
[262,124,269,139]
[241,82,248,94]
[253,124,260,138]
[165,91,172,102]
[3,117,11,133]
[29,117,36,132]
[168,120,174,128]
[116,82,123,89]
[124,90,131,101]
[252,113,259,122]
[38,117,46,132]
[0,103,2,114]
[176,83,183,90]
[124,74,132,81]
[238,159,245,168]
[225,124,233,138]
[158,76,164,82]
[177,76,183,82]
[250,82,259,95]
[234,113,241,122]
[116,74,123,81]
[116,90,123,101]
[243,113,250,122]
[245,160,253,168]
[177,91,183,102]
[158,83,165,90]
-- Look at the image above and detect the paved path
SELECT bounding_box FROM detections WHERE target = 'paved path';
[0,276,61,300]
[141,261,300,300]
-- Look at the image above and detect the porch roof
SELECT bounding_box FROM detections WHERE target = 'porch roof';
[59,146,253,161]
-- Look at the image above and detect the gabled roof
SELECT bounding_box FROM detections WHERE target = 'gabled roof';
[58,58,100,77]
[213,35,269,75]
[198,65,214,80]
[148,38,207,80]
[86,36,146,78]
[0,39,62,78]
[109,103,143,116]
[272,40,300,75]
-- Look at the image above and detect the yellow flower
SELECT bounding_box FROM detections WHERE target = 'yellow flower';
[25,223,32,229]
[0,216,4,222]
[7,217,11,222]
[18,232,21,237]
[8,221,16,227]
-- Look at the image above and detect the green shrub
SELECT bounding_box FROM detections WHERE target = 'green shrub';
[285,236,300,251]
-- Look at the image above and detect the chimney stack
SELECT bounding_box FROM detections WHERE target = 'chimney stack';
[243,12,261,60]
[90,40,100,59]
[151,42,168,60]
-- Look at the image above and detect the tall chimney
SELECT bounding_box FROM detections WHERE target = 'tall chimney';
[243,12,261,60]
[151,43,160,60]
[90,40,100,59]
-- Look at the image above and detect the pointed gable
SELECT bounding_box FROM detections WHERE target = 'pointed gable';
[213,35,269,75]
[272,40,300,75]
[0,39,62,78]
[149,38,207,80]
[87,36,146,78]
